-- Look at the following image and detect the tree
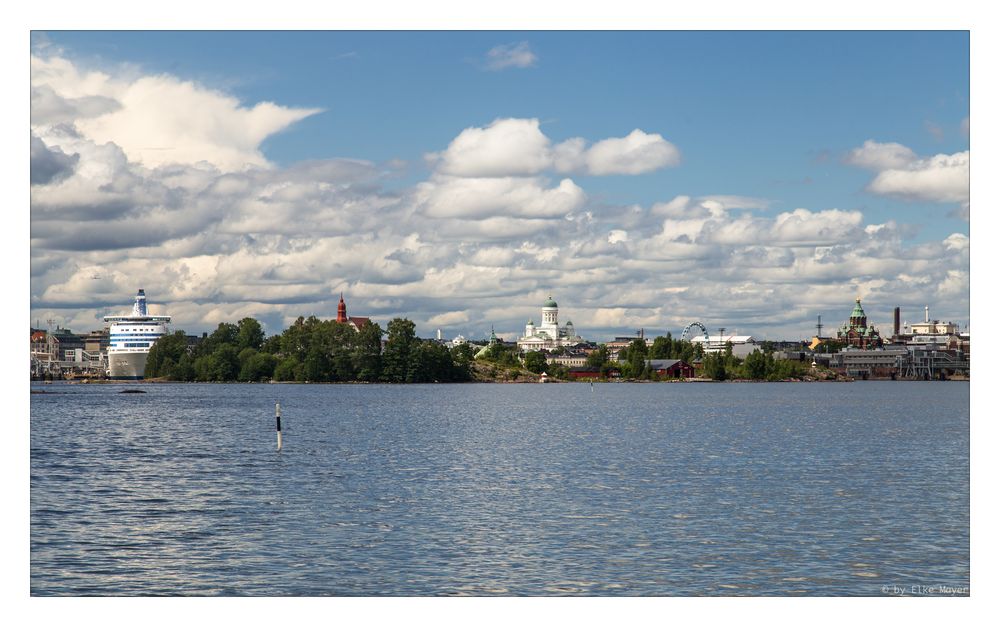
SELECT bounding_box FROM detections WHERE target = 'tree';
[650,335,672,359]
[146,331,189,378]
[382,318,417,382]
[301,347,330,382]
[174,353,196,381]
[450,343,475,381]
[273,356,300,381]
[586,345,609,368]
[353,320,384,382]
[743,349,767,380]
[200,322,239,356]
[236,317,265,351]
[523,351,548,373]
[209,345,239,381]
[702,352,728,381]
[627,338,648,379]
[408,340,454,382]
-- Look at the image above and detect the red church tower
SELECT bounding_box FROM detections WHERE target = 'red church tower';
[337,292,348,323]
[335,293,370,331]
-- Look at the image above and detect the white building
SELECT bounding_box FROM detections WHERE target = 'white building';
[691,334,759,358]
[906,306,961,336]
[517,296,585,352]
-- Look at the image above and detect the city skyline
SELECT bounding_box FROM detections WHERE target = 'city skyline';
[30,31,970,342]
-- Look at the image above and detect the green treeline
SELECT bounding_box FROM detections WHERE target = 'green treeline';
[597,334,808,381]
[146,316,474,383]
[699,345,808,381]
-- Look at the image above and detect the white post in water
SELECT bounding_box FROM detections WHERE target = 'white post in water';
[276,402,282,451]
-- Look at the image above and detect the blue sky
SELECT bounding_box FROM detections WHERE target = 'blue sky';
[30,31,970,340]
[44,31,969,232]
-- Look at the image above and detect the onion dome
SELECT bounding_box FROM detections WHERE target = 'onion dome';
[851,298,866,319]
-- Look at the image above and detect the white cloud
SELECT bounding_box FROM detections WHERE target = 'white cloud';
[413,175,586,220]
[484,41,537,70]
[427,310,471,326]
[847,139,969,208]
[435,118,552,177]
[845,140,917,170]
[607,230,628,244]
[867,151,969,204]
[431,118,681,178]
[28,53,969,341]
[581,129,681,175]
[31,53,321,172]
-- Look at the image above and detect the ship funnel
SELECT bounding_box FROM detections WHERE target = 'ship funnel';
[132,289,148,316]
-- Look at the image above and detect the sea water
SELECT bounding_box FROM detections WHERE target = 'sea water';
[30,381,969,596]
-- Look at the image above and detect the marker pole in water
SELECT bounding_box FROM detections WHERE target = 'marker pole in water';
[276,402,282,451]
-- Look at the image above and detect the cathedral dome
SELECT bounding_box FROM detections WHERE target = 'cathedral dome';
[543,296,558,308]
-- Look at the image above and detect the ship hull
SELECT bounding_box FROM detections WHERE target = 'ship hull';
[107,352,148,380]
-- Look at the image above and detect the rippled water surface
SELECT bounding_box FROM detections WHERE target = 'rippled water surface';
[31,381,969,596]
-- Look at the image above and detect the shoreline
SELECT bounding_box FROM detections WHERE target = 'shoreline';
[32,376,970,385]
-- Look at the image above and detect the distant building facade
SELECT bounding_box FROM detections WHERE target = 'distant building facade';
[517,296,585,352]
[690,334,758,358]
[836,298,883,349]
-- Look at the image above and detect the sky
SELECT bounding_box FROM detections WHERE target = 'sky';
[29,30,971,342]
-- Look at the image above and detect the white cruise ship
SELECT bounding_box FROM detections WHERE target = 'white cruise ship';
[103,289,171,379]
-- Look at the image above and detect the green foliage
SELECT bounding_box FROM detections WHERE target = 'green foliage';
[450,343,475,380]
[200,323,239,356]
[649,334,671,359]
[701,352,728,381]
[145,331,189,378]
[480,341,520,368]
[627,338,648,379]
[239,350,277,382]
[147,313,473,383]
[586,344,609,368]
[273,356,300,382]
[742,349,768,380]
[382,318,417,382]
[236,317,265,351]
[353,320,384,381]
[523,350,548,373]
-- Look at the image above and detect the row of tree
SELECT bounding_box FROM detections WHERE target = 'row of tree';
[698,344,808,381]
[146,317,809,383]
[589,336,807,381]
[145,316,475,383]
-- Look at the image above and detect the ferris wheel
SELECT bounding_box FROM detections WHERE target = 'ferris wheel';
[681,321,709,342]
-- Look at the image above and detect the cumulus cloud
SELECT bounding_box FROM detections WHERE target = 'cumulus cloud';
[580,129,681,175]
[29,53,969,341]
[434,118,552,177]
[31,53,321,172]
[413,175,586,219]
[846,139,970,209]
[30,134,79,185]
[484,41,537,70]
[867,151,969,204]
[431,117,680,178]
[845,140,917,170]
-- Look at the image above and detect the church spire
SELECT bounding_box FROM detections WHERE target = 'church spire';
[337,292,347,323]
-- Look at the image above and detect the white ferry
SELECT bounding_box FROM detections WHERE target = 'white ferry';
[103,289,171,380]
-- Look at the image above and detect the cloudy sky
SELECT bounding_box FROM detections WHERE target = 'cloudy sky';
[29,31,970,342]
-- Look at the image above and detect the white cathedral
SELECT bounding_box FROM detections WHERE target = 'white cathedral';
[516,295,585,352]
